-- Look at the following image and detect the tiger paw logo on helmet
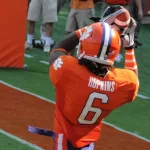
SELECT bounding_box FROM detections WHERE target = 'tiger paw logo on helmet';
[80,26,93,41]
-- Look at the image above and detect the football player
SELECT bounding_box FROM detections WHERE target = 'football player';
[49,20,139,149]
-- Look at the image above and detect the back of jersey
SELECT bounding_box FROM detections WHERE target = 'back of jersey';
[50,55,139,148]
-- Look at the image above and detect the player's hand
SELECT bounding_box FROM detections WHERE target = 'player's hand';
[121,17,137,49]
[90,17,101,22]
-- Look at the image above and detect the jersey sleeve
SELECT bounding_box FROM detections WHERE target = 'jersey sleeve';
[115,68,139,104]
[126,71,139,101]
[119,69,139,102]
[49,56,69,85]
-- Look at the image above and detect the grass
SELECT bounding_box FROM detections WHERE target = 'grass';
[0,133,35,150]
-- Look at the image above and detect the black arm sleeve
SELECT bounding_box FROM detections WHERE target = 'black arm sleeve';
[52,32,79,52]
[49,32,79,66]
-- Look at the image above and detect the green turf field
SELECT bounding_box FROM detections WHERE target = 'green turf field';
[0,132,36,150]
[0,3,150,150]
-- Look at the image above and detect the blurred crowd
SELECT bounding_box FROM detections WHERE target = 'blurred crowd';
[25,0,145,62]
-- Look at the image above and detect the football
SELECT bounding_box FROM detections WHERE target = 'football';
[114,8,131,28]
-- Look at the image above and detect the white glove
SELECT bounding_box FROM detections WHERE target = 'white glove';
[121,17,137,49]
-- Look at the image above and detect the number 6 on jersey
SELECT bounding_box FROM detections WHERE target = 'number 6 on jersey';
[78,92,109,125]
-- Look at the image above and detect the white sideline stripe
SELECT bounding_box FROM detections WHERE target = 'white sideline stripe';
[0,80,150,143]
[103,122,150,143]
[24,54,49,65]
[0,129,44,150]
[39,61,49,65]
[137,94,150,99]
[24,54,34,58]
[0,80,55,104]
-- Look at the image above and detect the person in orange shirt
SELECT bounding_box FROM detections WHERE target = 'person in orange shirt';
[49,16,139,149]
[65,0,102,35]
[105,0,130,5]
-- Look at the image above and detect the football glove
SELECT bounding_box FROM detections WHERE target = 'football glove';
[90,17,101,22]
[121,17,137,49]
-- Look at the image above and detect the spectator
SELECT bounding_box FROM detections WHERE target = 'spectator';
[25,0,57,52]
[57,0,67,13]
[28,0,31,6]
[40,0,67,42]
[65,0,102,55]
[49,21,139,149]
[65,0,101,35]
[32,0,67,50]
[130,0,144,46]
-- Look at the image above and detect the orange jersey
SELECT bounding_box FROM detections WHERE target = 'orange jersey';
[70,0,94,9]
[49,56,139,148]
[105,0,130,5]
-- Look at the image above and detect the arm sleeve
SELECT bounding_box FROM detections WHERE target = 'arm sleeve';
[124,48,138,76]
[49,32,79,65]
[52,26,88,54]
[128,83,139,101]
[49,26,88,67]
[49,50,67,66]
[52,32,79,53]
